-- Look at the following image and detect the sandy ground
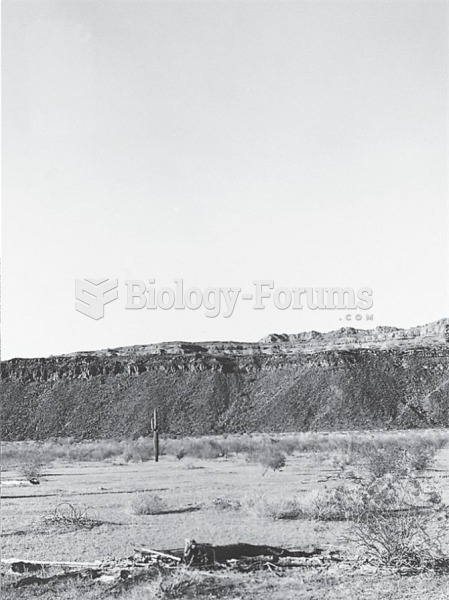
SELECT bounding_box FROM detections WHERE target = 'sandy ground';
[1,445,449,599]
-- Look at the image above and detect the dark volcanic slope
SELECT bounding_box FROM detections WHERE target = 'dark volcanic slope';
[1,320,449,440]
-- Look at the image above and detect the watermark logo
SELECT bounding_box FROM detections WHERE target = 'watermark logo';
[75,278,119,320]
[75,278,373,320]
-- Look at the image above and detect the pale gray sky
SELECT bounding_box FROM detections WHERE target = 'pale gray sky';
[2,0,448,359]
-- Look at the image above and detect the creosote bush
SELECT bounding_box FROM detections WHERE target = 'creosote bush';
[241,487,367,522]
[18,455,47,481]
[212,497,242,511]
[246,446,286,474]
[122,438,154,462]
[130,493,167,515]
[242,493,304,520]
[242,466,449,529]
[336,435,446,478]
[351,507,449,572]
[349,479,449,573]
[184,440,223,460]
[175,448,186,460]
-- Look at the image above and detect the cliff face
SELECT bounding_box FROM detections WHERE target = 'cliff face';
[2,320,449,440]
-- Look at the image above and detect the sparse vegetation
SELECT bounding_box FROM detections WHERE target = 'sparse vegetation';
[18,454,47,481]
[158,567,207,598]
[246,446,287,474]
[122,438,154,462]
[130,493,167,515]
[2,429,448,470]
[40,502,101,529]
[342,436,445,477]
[175,448,186,460]
[180,439,224,460]
[241,486,370,522]
[351,506,449,573]
[1,428,449,599]
[212,497,242,511]
[242,493,304,520]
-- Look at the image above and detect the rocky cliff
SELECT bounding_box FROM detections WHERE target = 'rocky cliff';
[1,319,449,440]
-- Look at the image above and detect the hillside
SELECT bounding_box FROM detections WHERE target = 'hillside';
[1,319,449,440]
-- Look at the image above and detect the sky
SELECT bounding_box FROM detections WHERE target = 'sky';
[2,0,448,359]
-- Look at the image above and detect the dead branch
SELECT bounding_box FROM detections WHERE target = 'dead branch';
[136,547,182,562]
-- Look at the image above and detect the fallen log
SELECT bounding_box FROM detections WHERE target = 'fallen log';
[12,569,102,588]
[226,556,282,573]
[183,539,333,567]
[2,540,343,590]
[1,558,102,573]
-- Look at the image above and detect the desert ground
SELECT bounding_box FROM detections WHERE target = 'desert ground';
[2,430,449,599]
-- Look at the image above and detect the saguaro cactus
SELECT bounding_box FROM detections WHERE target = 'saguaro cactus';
[150,408,159,462]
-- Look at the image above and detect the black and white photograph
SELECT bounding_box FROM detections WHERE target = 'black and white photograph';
[1,1,448,598]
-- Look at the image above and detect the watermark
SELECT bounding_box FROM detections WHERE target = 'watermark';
[75,278,373,320]
[75,278,119,320]
[343,313,374,322]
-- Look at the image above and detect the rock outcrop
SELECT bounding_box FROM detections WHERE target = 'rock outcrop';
[1,319,448,440]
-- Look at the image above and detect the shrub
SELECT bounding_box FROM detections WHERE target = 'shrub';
[65,440,123,462]
[306,485,366,521]
[176,448,186,460]
[341,469,449,573]
[122,438,154,462]
[242,473,447,526]
[244,485,372,522]
[185,440,223,460]
[1,429,447,471]
[18,453,47,481]
[212,497,242,511]
[350,502,449,572]
[315,473,440,521]
[273,438,298,455]
[184,461,204,470]
[246,446,286,474]
[242,493,304,520]
[159,567,209,598]
[407,440,441,471]
[340,433,447,478]
[363,445,408,478]
[220,436,255,455]
[130,493,167,515]
[40,502,101,529]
